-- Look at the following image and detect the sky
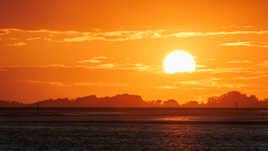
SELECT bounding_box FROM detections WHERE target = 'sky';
[0,0,268,103]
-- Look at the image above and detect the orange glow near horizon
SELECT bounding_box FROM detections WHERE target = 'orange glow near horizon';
[0,0,268,103]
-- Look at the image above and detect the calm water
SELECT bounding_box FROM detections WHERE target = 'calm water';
[0,108,268,151]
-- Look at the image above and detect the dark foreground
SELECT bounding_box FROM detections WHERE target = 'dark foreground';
[1,108,268,151]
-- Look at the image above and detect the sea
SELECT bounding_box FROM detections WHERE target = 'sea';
[0,108,268,151]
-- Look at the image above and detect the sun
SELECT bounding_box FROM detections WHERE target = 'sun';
[163,50,196,74]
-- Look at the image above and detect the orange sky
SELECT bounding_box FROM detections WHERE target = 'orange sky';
[0,0,268,103]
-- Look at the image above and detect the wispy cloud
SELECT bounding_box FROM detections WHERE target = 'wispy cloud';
[73,82,128,87]
[1,28,268,43]
[26,37,41,41]
[196,67,253,74]
[77,56,108,64]
[0,63,258,75]
[78,59,103,63]
[157,86,178,89]
[63,30,163,42]
[76,56,155,72]
[220,41,268,48]
[168,31,268,38]
[227,60,252,64]
[0,64,70,70]
[8,42,27,47]
[196,64,207,69]
[26,80,65,87]
[0,61,155,72]
[221,25,256,29]
[25,80,128,87]
[87,63,116,69]
[117,63,152,71]
[76,62,155,72]
[234,75,267,80]
[0,28,80,35]
[179,79,246,89]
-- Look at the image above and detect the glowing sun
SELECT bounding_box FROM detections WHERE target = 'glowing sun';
[163,50,196,74]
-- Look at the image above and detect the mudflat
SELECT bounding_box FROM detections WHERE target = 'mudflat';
[1,108,268,151]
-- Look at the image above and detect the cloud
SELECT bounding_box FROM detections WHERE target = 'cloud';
[89,63,116,69]
[180,81,203,85]
[26,80,65,87]
[234,75,267,80]
[196,68,216,72]
[73,82,128,87]
[63,30,163,42]
[64,30,268,42]
[2,62,142,72]
[227,60,252,64]
[76,62,155,72]
[46,64,69,68]
[1,28,268,43]
[221,25,256,29]
[0,61,154,72]
[77,59,103,63]
[76,56,155,72]
[196,67,253,74]
[0,64,70,70]
[179,79,246,89]
[220,41,268,48]
[25,80,128,87]
[26,37,41,41]
[118,63,151,71]
[196,64,207,69]
[8,42,27,47]
[77,56,108,64]
[63,36,102,42]
[77,57,153,71]
[0,63,256,75]
[158,86,178,89]
[92,56,108,60]
[0,28,80,35]
[168,31,268,38]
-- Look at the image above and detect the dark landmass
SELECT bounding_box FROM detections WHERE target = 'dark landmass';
[1,91,268,108]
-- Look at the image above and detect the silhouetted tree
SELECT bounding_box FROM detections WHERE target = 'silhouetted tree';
[206,91,260,108]
[182,100,199,108]
[0,91,266,108]
[163,99,179,107]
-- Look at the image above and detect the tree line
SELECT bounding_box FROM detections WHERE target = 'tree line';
[0,91,268,108]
